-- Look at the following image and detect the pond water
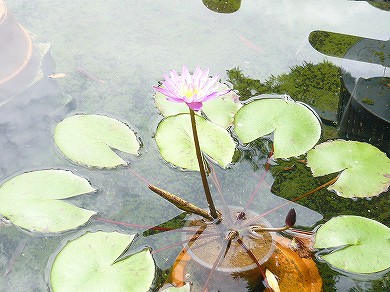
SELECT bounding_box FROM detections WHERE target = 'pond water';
[0,0,389,291]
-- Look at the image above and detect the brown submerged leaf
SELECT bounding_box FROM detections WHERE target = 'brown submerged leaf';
[167,249,191,288]
[263,235,322,292]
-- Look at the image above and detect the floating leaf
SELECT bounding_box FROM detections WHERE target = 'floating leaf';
[307,140,390,198]
[202,88,242,128]
[54,114,140,168]
[234,97,321,158]
[154,90,189,117]
[155,114,235,171]
[0,170,95,232]
[51,231,155,291]
[314,216,390,273]
[155,83,240,128]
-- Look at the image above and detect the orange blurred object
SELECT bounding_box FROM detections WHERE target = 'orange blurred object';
[0,0,39,100]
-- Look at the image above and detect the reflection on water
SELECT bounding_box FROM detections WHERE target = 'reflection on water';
[1,0,389,291]
[202,0,241,13]
[309,30,389,154]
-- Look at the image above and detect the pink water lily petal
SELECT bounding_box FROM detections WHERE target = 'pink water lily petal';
[167,97,187,103]
[201,89,231,103]
[154,66,230,111]
[200,74,220,94]
[169,70,180,84]
[153,86,181,101]
[163,83,180,97]
[181,66,192,87]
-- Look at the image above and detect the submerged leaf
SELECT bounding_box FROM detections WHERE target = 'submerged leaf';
[234,97,321,158]
[54,114,140,168]
[264,235,323,292]
[307,140,390,198]
[51,231,155,292]
[166,249,192,288]
[314,215,390,273]
[155,114,235,170]
[0,170,95,232]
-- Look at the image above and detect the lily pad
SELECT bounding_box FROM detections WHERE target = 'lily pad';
[51,231,155,292]
[307,140,390,198]
[154,90,189,117]
[155,114,235,171]
[0,170,96,232]
[154,83,240,128]
[314,216,390,274]
[54,114,140,168]
[202,88,242,128]
[234,97,321,158]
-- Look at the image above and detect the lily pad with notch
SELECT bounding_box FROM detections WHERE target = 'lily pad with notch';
[307,140,390,198]
[234,96,322,158]
[54,114,140,168]
[0,169,96,233]
[50,231,155,291]
[314,215,390,274]
[155,114,235,171]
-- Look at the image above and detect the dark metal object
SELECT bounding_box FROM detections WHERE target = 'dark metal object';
[337,37,390,155]
[338,76,389,155]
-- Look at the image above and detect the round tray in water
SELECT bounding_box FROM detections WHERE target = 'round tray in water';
[183,206,275,273]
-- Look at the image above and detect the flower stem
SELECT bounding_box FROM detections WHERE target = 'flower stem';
[189,109,219,219]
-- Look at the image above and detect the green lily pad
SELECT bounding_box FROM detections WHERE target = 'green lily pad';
[0,170,96,233]
[54,114,140,168]
[154,83,240,128]
[234,97,321,158]
[155,114,235,171]
[314,216,390,274]
[154,90,189,117]
[51,231,155,292]
[202,88,242,128]
[307,140,390,198]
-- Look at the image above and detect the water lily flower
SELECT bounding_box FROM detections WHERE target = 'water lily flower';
[154,66,230,111]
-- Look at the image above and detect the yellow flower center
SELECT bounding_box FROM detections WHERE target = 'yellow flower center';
[181,83,198,98]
